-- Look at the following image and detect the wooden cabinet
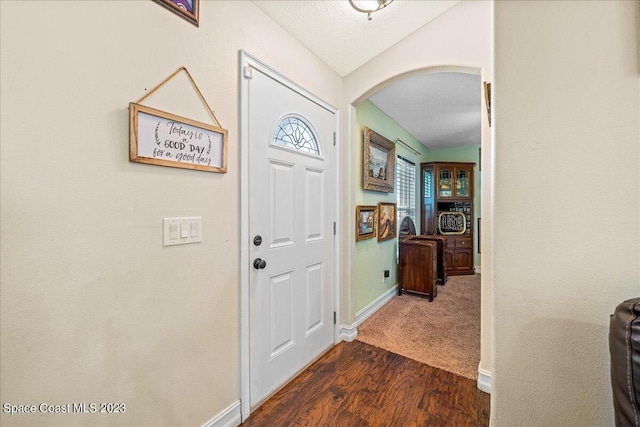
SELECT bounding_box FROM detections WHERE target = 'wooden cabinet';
[420,162,475,276]
[398,238,438,301]
[434,163,473,199]
[406,235,447,286]
[448,236,473,273]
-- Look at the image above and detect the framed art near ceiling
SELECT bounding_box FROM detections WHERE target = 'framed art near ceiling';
[378,202,397,242]
[484,81,491,126]
[153,0,199,27]
[363,127,395,193]
[356,205,377,241]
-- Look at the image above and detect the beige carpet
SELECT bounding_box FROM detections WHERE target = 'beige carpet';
[356,274,481,380]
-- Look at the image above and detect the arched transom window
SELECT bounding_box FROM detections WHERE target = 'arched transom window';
[272,115,320,156]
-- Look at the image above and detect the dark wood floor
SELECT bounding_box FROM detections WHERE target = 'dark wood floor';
[241,340,490,427]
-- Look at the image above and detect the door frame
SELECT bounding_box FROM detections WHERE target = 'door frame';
[239,50,341,421]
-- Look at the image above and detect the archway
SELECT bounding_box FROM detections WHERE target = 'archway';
[341,64,493,392]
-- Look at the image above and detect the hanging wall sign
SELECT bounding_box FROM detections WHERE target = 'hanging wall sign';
[130,103,227,173]
[129,66,228,173]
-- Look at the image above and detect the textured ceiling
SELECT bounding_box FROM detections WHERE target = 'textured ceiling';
[369,72,481,150]
[252,1,480,151]
[252,0,460,77]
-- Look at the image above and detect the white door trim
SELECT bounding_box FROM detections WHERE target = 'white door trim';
[239,50,340,422]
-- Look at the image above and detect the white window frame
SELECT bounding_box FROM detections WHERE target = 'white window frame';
[396,155,416,231]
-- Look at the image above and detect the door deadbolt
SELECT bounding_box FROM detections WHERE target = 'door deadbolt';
[253,235,263,246]
[253,258,267,270]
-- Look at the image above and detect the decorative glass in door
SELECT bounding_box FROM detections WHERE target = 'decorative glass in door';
[456,169,470,198]
[272,115,320,156]
[438,169,453,197]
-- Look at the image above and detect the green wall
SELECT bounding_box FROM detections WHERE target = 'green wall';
[354,101,428,314]
[354,100,482,316]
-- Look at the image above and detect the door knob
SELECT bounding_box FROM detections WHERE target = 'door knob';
[253,258,267,269]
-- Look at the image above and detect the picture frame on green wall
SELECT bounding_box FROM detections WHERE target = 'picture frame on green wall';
[363,127,395,193]
[378,202,397,242]
[356,205,377,242]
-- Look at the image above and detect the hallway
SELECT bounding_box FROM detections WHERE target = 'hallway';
[357,274,482,381]
[241,340,490,426]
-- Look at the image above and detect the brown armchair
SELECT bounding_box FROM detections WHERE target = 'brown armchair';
[609,297,640,427]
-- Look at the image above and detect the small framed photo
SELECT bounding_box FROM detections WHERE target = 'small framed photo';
[153,0,199,27]
[356,205,377,242]
[377,202,397,242]
[363,127,395,193]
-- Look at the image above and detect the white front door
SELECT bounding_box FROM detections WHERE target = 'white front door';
[247,65,336,408]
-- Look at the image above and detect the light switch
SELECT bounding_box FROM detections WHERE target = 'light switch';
[163,217,203,246]
[169,223,178,240]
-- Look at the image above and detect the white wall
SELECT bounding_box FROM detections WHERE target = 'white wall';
[342,0,493,377]
[351,101,427,317]
[0,1,341,426]
[493,1,639,426]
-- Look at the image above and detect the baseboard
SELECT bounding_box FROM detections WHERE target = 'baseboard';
[202,400,242,427]
[477,367,492,394]
[474,266,481,274]
[340,323,358,341]
[340,285,397,342]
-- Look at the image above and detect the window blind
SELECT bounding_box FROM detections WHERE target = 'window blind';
[396,155,416,229]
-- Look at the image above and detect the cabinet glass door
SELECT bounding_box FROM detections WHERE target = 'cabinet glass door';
[423,169,433,201]
[438,169,453,197]
[456,169,470,198]
[422,168,435,234]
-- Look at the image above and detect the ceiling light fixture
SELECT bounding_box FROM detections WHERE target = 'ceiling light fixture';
[349,0,394,21]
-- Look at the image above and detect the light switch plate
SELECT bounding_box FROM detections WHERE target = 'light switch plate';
[163,217,202,246]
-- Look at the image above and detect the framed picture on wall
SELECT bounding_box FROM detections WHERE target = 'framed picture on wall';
[363,127,395,193]
[153,0,199,26]
[356,205,377,241]
[484,81,491,126]
[377,202,397,242]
